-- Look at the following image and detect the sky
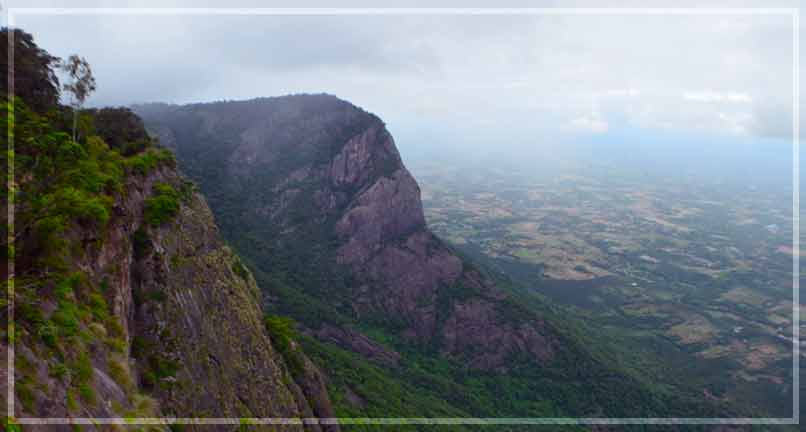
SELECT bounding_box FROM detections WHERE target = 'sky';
[3,0,803,161]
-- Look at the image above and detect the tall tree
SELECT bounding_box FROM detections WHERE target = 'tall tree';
[60,54,96,142]
[0,27,61,112]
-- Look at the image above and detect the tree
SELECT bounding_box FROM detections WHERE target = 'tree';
[60,54,96,142]
[90,107,151,155]
[0,28,61,112]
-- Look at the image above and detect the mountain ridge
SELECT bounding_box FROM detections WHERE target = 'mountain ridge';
[135,94,729,420]
[136,94,560,371]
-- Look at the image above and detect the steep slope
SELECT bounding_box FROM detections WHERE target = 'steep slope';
[139,96,555,371]
[2,100,336,430]
[136,95,730,419]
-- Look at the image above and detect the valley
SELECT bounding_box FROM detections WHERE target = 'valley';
[4,7,802,429]
[411,157,802,417]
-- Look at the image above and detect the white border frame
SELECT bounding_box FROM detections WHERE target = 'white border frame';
[3,6,800,427]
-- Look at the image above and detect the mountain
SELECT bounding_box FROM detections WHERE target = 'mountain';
[2,96,336,430]
[135,95,731,421]
[0,27,754,430]
[139,96,555,370]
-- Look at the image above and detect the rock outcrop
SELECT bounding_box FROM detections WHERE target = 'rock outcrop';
[311,324,400,367]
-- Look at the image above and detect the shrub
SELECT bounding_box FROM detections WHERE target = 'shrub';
[232,258,249,281]
[144,183,180,226]
[17,302,44,326]
[37,320,58,347]
[178,180,195,202]
[146,290,167,303]
[105,319,125,339]
[149,355,178,379]
[49,362,68,380]
[55,273,81,299]
[51,301,80,337]
[124,148,175,175]
[3,417,22,432]
[88,322,107,338]
[41,187,111,226]
[87,293,109,321]
[71,352,93,385]
[66,389,78,411]
[130,336,147,358]
[141,370,157,389]
[77,382,96,405]
[16,378,35,411]
[105,337,127,354]
[264,314,306,376]
[108,356,133,391]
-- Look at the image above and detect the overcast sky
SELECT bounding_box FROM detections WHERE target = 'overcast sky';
[4,0,803,159]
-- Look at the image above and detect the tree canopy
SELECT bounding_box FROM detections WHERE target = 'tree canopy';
[0,28,62,113]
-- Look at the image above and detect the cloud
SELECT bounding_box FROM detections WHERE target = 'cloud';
[683,90,753,103]
[7,0,804,147]
[568,115,609,134]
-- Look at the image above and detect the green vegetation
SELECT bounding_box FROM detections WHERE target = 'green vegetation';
[108,355,133,391]
[125,147,175,175]
[89,107,152,156]
[264,314,306,377]
[1,28,183,419]
[132,226,151,258]
[3,417,22,432]
[15,378,35,411]
[1,29,61,113]
[130,333,178,390]
[144,183,181,226]
[231,256,249,281]
[49,361,68,380]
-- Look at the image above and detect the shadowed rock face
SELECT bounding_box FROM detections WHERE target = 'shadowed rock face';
[136,94,557,371]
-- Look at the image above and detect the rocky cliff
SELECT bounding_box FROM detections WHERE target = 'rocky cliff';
[138,95,557,372]
[2,101,337,431]
[135,95,729,419]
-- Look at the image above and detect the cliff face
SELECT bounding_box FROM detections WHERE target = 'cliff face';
[137,95,557,372]
[123,167,334,423]
[326,126,557,369]
[2,105,336,430]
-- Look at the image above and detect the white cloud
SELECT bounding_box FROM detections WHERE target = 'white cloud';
[568,115,609,134]
[599,88,641,98]
[717,111,753,135]
[683,90,753,103]
[11,0,803,145]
